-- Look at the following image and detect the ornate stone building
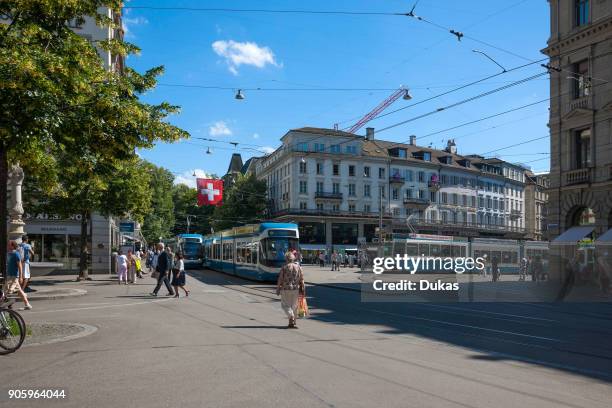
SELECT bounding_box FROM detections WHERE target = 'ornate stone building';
[525,171,550,241]
[542,0,612,239]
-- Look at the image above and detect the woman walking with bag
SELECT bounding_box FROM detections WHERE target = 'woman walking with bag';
[276,251,305,329]
[171,253,189,298]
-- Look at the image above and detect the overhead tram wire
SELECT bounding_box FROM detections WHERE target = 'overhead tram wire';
[122,6,407,16]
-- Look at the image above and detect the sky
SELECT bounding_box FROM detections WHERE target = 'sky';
[123,0,552,187]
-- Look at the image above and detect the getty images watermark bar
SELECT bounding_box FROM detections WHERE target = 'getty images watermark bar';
[358,237,608,303]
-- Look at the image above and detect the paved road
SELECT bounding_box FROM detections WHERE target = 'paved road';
[1,269,611,408]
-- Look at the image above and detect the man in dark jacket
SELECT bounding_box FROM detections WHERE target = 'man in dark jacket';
[150,243,174,296]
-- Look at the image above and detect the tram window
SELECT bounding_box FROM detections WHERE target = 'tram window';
[451,246,460,258]
[460,246,466,257]
[406,244,418,256]
[511,252,518,264]
[441,245,451,257]
[502,252,512,264]
[430,245,441,257]
[418,244,430,257]
[491,251,502,262]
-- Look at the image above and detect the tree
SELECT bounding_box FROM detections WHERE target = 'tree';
[172,183,215,236]
[212,174,267,231]
[1,2,189,279]
[141,163,175,244]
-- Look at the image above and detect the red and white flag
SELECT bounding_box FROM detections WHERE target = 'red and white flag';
[197,178,223,206]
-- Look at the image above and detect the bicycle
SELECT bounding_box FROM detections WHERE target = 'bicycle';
[0,289,26,355]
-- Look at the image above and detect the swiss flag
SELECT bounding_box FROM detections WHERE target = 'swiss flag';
[197,178,223,206]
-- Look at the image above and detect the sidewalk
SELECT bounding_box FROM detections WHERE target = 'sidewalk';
[6,276,88,301]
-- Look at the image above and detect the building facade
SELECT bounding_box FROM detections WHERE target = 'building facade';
[525,172,550,240]
[255,127,531,254]
[542,0,612,239]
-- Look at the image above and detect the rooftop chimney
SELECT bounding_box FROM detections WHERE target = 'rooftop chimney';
[446,139,457,154]
[365,127,375,140]
[409,135,417,146]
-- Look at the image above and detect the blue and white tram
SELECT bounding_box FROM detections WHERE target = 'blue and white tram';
[390,233,470,273]
[203,222,299,281]
[470,238,520,274]
[177,233,204,268]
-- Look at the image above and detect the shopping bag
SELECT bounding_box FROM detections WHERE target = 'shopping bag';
[297,295,309,318]
[151,270,159,279]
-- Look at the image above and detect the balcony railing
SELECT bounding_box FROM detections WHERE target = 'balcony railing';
[389,175,405,184]
[272,208,391,218]
[314,191,343,200]
[403,197,430,208]
[565,168,591,185]
[404,218,526,234]
[568,96,591,112]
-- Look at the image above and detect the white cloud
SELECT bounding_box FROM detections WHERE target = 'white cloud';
[174,169,212,188]
[122,16,148,39]
[252,133,260,139]
[212,40,281,75]
[260,146,276,154]
[209,121,232,137]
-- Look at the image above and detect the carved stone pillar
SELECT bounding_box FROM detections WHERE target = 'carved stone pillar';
[8,164,25,243]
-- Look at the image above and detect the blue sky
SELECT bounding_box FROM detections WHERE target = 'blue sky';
[123,0,551,186]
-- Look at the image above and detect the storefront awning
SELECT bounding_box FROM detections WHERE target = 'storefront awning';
[551,226,595,245]
[595,229,612,245]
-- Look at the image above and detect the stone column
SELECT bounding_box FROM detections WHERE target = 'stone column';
[8,164,25,243]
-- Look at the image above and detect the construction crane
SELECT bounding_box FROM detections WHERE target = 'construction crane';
[337,87,412,134]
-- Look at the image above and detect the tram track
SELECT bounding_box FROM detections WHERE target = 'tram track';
[158,272,611,407]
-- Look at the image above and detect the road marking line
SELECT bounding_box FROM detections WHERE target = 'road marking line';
[28,297,174,314]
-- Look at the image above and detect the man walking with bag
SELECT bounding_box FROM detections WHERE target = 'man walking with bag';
[150,243,174,297]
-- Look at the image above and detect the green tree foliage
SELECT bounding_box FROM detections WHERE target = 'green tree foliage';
[0,1,189,278]
[212,174,267,231]
[171,183,215,236]
[141,163,175,244]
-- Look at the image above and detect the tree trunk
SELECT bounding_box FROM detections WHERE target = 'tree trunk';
[0,143,7,282]
[78,211,89,281]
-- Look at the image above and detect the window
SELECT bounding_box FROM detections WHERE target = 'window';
[299,161,307,174]
[397,149,407,158]
[348,165,355,177]
[380,186,386,198]
[405,189,413,199]
[364,166,371,178]
[573,60,590,98]
[462,195,467,206]
[330,144,341,153]
[379,168,386,179]
[299,180,308,194]
[441,192,448,204]
[392,188,399,200]
[393,207,400,216]
[575,128,591,169]
[364,204,371,213]
[441,212,448,223]
[314,143,325,152]
[430,191,436,203]
[296,142,308,152]
[575,0,589,26]
[423,152,431,161]
[440,175,447,185]
[348,204,356,212]
[316,203,324,211]
[348,184,356,197]
[333,163,340,176]
[299,202,307,210]
[333,183,340,194]
[316,181,324,193]
[405,170,413,181]
[364,184,371,197]
[418,171,425,182]
[478,195,484,208]
[316,162,324,175]
[332,204,340,212]
[452,194,458,205]
[418,190,425,199]
[345,145,357,155]
[471,196,476,207]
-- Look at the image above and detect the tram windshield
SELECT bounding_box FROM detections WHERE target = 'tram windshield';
[259,237,299,267]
